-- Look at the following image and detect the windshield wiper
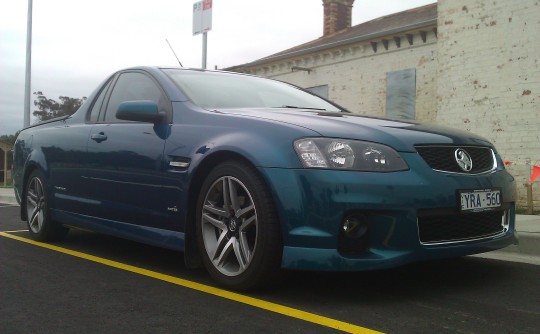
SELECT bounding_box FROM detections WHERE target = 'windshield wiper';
[278,105,327,111]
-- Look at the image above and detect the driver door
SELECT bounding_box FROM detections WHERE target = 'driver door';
[84,70,176,230]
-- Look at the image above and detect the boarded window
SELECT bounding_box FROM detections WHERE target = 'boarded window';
[386,69,416,120]
[306,85,329,99]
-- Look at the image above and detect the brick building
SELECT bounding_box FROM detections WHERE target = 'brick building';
[228,0,540,210]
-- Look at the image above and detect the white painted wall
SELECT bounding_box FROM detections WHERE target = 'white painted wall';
[256,31,438,122]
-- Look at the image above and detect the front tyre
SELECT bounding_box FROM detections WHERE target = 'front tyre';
[196,160,282,290]
[25,170,68,241]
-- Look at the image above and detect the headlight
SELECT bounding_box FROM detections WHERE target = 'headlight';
[294,138,408,172]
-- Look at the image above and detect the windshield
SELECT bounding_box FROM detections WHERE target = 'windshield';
[162,69,342,112]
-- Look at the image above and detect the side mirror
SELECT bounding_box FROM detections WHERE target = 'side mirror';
[116,100,163,123]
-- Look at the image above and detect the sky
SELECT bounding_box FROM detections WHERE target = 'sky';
[0,0,436,136]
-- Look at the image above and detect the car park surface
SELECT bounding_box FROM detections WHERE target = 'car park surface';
[1,204,539,334]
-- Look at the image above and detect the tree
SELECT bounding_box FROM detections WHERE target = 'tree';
[33,91,87,122]
[0,132,19,146]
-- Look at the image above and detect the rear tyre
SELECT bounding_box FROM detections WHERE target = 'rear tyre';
[25,170,69,241]
[196,160,282,290]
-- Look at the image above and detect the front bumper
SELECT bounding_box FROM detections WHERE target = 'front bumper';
[259,152,517,271]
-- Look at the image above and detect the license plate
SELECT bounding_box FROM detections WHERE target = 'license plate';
[460,189,501,212]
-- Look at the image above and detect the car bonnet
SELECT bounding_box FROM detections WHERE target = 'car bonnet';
[213,108,494,152]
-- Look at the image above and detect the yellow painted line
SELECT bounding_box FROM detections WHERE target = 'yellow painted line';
[0,231,383,334]
[1,230,28,233]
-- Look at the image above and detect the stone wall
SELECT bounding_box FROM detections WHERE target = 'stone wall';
[436,0,540,209]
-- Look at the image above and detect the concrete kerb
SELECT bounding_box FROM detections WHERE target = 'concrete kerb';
[0,187,538,258]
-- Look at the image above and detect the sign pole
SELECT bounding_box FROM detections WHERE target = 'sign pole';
[202,32,207,69]
[24,0,33,128]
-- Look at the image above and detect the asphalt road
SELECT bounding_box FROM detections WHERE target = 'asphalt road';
[1,203,539,334]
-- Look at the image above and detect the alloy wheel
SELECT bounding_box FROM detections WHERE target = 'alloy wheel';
[201,176,258,277]
[26,176,46,234]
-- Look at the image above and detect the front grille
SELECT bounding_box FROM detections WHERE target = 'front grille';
[417,210,506,245]
[415,145,495,174]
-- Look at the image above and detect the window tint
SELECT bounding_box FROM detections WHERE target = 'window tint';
[104,72,166,122]
[88,79,112,122]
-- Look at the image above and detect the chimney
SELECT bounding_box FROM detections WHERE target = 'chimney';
[322,0,355,36]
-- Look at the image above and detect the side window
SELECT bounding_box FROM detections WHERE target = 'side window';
[88,79,112,123]
[103,72,167,123]
[305,85,329,99]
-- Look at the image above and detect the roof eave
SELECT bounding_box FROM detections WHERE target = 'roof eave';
[233,18,437,70]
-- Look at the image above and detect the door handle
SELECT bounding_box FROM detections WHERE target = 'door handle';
[91,132,107,143]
